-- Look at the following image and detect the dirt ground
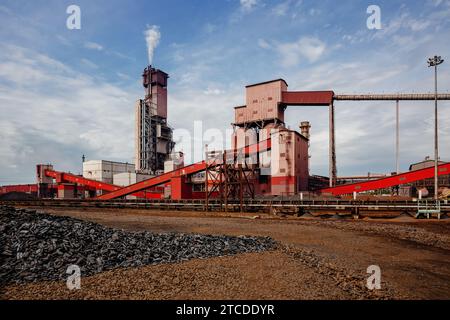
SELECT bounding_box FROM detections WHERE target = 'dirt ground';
[2,208,450,300]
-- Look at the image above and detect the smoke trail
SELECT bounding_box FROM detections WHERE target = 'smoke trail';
[144,25,161,65]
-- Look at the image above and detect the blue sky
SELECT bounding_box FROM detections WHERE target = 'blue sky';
[0,0,449,184]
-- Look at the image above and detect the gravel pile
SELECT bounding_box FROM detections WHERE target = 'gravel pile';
[0,206,276,286]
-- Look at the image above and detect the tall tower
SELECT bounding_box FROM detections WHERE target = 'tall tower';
[135,66,174,174]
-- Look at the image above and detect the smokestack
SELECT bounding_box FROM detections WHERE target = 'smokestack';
[144,25,161,65]
[300,121,311,140]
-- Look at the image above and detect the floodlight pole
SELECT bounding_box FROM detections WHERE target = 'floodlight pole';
[428,55,444,200]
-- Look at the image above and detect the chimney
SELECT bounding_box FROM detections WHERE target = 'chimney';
[300,121,311,140]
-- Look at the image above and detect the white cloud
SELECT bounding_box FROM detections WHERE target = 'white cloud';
[204,23,217,34]
[240,0,258,11]
[56,35,71,46]
[309,8,320,16]
[80,58,98,69]
[0,44,139,182]
[0,5,12,15]
[272,1,290,16]
[84,41,103,51]
[429,0,443,6]
[258,38,271,49]
[203,87,223,95]
[116,72,130,80]
[374,13,433,39]
[277,36,326,67]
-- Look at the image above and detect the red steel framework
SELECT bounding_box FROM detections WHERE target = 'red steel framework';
[205,150,258,212]
[41,143,449,200]
[96,139,272,200]
[321,163,450,196]
[44,169,163,199]
[17,91,449,201]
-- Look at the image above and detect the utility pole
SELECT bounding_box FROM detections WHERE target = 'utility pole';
[427,55,444,200]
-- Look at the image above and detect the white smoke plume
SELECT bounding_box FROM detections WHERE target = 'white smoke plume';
[144,25,161,65]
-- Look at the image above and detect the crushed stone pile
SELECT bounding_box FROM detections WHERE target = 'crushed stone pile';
[0,206,276,286]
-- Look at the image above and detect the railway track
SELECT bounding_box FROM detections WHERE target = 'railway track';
[2,198,449,217]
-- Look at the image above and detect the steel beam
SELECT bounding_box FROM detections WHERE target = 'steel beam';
[334,94,450,101]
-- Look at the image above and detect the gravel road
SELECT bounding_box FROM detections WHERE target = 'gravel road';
[2,207,449,300]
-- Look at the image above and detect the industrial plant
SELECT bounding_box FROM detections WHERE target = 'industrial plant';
[1,63,450,218]
[3,0,450,304]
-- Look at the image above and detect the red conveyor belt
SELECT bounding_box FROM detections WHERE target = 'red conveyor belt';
[96,138,272,200]
[44,170,162,199]
[320,163,450,196]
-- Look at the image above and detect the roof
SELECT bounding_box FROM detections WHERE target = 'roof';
[277,127,309,141]
[245,79,288,88]
[409,159,446,171]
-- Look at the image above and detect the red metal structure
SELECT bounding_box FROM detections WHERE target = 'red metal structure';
[0,184,38,195]
[96,139,272,200]
[281,91,334,106]
[321,163,450,196]
[44,169,163,199]
[97,161,208,200]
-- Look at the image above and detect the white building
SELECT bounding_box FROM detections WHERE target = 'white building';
[83,160,135,184]
[113,172,153,187]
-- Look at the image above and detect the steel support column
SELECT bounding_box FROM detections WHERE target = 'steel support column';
[329,102,337,187]
[396,100,400,174]
[434,64,439,200]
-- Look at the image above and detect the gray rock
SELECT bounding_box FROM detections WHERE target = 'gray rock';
[0,205,276,286]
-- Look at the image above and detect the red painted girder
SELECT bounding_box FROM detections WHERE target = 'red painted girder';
[282,91,334,106]
[321,163,450,196]
[96,138,272,200]
[44,170,162,199]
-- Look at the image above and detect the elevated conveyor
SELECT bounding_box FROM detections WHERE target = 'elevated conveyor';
[96,138,272,200]
[44,170,163,199]
[320,163,450,196]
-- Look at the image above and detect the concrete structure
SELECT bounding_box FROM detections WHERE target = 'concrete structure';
[164,151,185,173]
[113,172,154,199]
[113,172,153,187]
[56,184,85,199]
[135,66,175,174]
[83,160,134,184]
